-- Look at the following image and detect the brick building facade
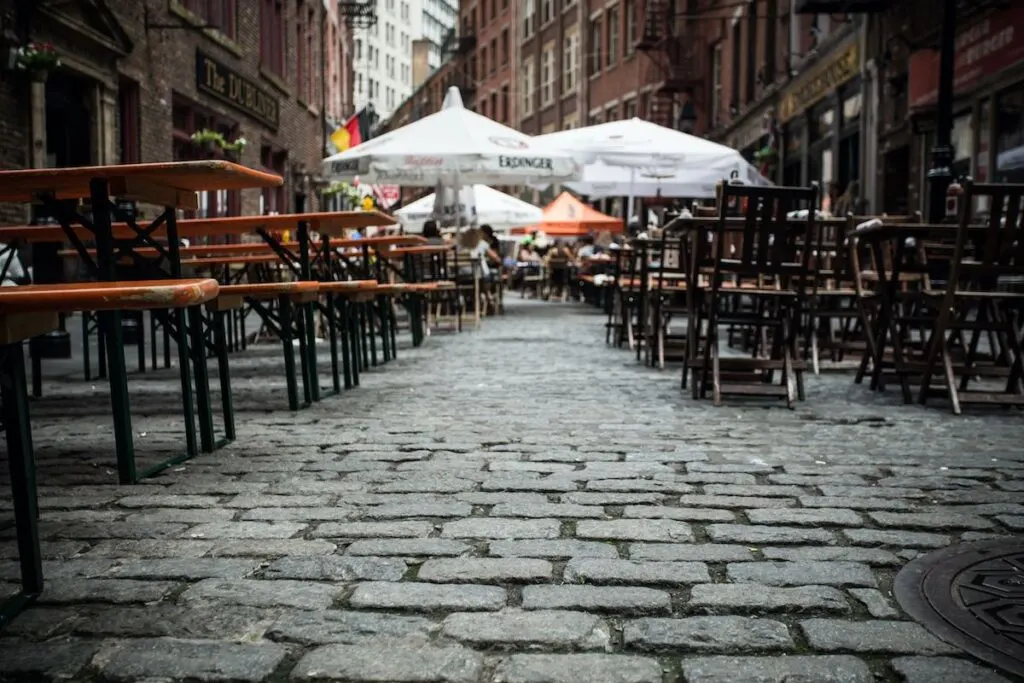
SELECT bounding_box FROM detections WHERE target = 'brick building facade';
[0,0,333,227]
[871,0,1024,217]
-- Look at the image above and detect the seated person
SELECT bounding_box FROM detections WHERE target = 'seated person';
[544,240,575,302]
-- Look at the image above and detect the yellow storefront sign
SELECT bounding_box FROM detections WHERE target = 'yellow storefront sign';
[778,41,859,123]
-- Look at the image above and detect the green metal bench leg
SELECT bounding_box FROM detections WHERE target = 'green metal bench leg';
[363,303,377,368]
[212,310,236,441]
[349,301,361,387]
[338,297,353,390]
[296,301,313,406]
[303,302,320,402]
[188,306,215,453]
[100,309,139,484]
[378,296,391,362]
[0,341,43,631]
[278,295,300,411]
[172,307,199,459]
[389,299,398,359]
[325,298,342,394]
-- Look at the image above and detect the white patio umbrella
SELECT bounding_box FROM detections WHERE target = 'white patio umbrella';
[395,185,542,233]
[534,117,770,214]
[321,88,582,187]
[565,159,770,200]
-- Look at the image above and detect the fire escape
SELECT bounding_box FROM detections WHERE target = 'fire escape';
[636,0,705,131]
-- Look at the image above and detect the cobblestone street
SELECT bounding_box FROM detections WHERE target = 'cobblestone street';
[2,298,1023,682]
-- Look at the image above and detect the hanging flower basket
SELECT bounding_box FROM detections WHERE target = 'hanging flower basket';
[221,137,247,161]
[753,145,779,165]
[15,42,61,81]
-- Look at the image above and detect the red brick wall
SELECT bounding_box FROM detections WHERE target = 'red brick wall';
[111,0,327,215]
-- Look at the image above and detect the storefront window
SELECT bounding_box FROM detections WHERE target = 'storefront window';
[842,93,862,125]
[783,121,804,186]
[996,87,1024,182]
[952,113,973,180]
[812,106,835,140]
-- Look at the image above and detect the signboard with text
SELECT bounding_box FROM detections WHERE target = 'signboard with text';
[196,51,280,129]
[908,6,1024,109]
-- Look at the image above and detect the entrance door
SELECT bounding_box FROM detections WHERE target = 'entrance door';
[35,71,94,285]
[882,146,910,215]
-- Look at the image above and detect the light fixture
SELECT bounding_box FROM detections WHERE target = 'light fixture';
[677,101,697,133]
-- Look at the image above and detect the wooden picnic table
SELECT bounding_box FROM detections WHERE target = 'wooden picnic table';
[0,277,220,631]
[0,161,282,487]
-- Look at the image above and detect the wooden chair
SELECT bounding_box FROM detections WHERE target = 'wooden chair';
[919,180,1024,412]
[690,182,819,407]
[0,278,219,629]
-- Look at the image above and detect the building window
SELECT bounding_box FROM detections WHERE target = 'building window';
[490,38,497,73]
[118,78,140,164]
[744,6,757,103]
[260,0,285,77]
[172,98,240,219]
[563,29,579,93]
[541,0,554,24]
[480,46,488,79]
[501,84,510,122]
[541,46,554,107]
[260,144,288,215]
[624,0,636,55]
[623,97,636,120]
[491,91,498,119]
[730,18,740,113]
[180,0,237,39]
[296,9,308,100]
[307,5,316,104]
[501,28,509,64]
[522,58,534,115]
[710,43,722,128]
[491,0,497,18]
[589,17,602,77]
[606,6,618,68]
[587,112,602,125]
[606,104,617,121]
[523,0,535,38]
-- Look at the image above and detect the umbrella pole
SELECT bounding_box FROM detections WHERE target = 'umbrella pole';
[626,168,636,228]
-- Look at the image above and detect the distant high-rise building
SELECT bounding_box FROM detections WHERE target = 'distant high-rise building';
[423,0,459,69]
[353,0,424,122]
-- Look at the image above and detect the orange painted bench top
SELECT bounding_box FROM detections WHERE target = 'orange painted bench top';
[330,235,425,248]
[319,280,379,292]
[0,161,281,208]
[58,243,281,259]
[386,245,454,257]
[218,281,320,300]
[182,255,284,267]
[0,212,396,244]
[0,279,220,315]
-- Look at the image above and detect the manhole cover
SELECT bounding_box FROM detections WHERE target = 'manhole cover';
[894,538,1024,677]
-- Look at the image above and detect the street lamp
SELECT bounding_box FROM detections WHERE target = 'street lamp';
[677,101,697,134]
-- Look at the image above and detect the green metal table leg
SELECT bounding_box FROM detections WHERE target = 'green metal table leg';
[0,342,43,631]
[173,307,199,459]
[279,295,300,411]
[188,306,215,453]
[350,301,361,387]
[296,301,313,406]
[339,297,353,390]
[303,302,319,402]
[212,310,236,441]
[325,298,341,394]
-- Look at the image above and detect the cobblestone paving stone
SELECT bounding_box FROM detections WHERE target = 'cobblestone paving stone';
[1,299,1023,682]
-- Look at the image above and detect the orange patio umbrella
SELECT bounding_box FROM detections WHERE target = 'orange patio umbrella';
[511,192,624,237]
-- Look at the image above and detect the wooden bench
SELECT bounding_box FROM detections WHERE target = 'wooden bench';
[207,281,321,413]
[0,277,219,630]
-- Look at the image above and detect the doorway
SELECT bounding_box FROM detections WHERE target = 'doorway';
[45,70,93,169]
[882,145,910,215]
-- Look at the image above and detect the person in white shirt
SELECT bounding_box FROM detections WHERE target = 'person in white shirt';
[1,244,28,287]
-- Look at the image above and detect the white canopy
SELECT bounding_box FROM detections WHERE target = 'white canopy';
[322,88,582,186]
[534,117,748,169]
[533,117,770,201]
[564,159,771,199]
[395,185,542,233]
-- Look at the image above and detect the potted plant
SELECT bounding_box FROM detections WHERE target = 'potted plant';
[221,136,247,161]
[190,129,226,154]
[15,42,61,82]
